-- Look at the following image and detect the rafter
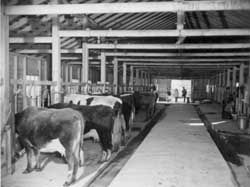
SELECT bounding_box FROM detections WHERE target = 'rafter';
[5,1,250,15]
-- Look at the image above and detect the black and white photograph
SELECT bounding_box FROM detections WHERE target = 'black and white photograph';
[1,0,250,187]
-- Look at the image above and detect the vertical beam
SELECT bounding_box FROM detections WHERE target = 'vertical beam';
[223,70,226,88]
[52,14,61,103]
[113,57,118,95]
[226,68,231,88]
[239,63,245,86]
[135,69,140,86]
[69,65,73,82]
[218,72,222,102]
[100,52,106,84]
[13,56,18,113]
[82,41,89,82]
[239,63,245,114]
[232,66,237,91]
[123,63,127,88]
[0,4,12,174]
[176,0,185,45]
[129,66,134,88]
[22,57,27,109]
[37,59,42,107]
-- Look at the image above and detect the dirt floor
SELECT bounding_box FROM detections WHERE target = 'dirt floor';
[1,106,162,187]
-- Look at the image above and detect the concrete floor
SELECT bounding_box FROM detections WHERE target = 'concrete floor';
[109,104,236,187]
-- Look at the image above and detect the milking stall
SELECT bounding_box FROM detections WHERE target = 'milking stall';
[1,0,250,187]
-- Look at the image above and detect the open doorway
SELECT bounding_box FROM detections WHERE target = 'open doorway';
[171,79,191,103]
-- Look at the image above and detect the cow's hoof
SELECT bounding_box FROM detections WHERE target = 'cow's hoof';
[63,179,75,187]
[112,144,119,152]
[106,150,111,161]
[34,165,42,172]
[23,168,34,174]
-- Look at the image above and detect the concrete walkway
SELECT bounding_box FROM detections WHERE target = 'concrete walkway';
[109,104,236,187]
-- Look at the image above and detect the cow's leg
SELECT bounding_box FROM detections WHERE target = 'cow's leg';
[23,147,35,173]
[34,149,42,171]
[64,151,76,187]
[99,130,112,162]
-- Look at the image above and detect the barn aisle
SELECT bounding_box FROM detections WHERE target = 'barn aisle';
[109,104,235,187]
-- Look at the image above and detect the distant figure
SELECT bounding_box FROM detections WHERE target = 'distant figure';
[182,87,187,103]
[174,88,179,103]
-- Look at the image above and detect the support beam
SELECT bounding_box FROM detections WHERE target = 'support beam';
[176,0,186,45]
[117,58,249,62]
[239,63,245,85]
[57,29,250,38]
[113,58,118,95]
[129,66,134,86]
[100,52,106,84]
[123,63,127,87]
[232,66,237,89]
[9,37,52,43]
[105,52,250,57]
[226,69,231,87]
[87,43,250,50]
[82,42,89,82]
[52,15,61,103]
[6,1,250,15]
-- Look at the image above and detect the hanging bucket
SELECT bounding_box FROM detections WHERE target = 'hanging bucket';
[238,115,248,130]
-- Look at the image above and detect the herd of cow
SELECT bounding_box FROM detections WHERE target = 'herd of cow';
[14,91,158,186]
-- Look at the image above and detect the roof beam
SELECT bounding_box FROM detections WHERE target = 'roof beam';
[9,36,52,43]
[67,62,240,66]
[58,29,250,37]
[105,52,250,57]
[118,58,249,62]
[5,0,250,15]
[86,43,250,49]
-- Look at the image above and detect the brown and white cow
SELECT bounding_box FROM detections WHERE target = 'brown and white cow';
[15,107,85,186]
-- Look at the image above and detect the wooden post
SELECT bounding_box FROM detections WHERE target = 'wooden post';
[123,63,127,91]
[82,41,89,83]
[52,14,61,103]
[232,66,237,92]
[247,63,250,115]
[65,63,69,82]
[135,69,140,90]
[226,68,231,88]
[13,55,18,112]
[22,57,27,108]
[100,52,106,92]
[0,5,13,174]
[239,63,245,114]
[113,57,118,95]
[129,66,134,89]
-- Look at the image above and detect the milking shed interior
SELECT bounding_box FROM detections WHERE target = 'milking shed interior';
[1,0,250,181]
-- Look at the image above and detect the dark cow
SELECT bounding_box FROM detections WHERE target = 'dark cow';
[134,91,158,120]
[64,94,126,148]
[119,93,136,134]
[15,107,85,186]
[49,103,122,162]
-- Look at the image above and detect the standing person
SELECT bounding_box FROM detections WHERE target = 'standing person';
[182,87,187,103]
[174,88,179,103]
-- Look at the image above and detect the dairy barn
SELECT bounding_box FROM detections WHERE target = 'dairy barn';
[1,0,250,187]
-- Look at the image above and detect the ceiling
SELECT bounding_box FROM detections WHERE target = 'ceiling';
[5,0,250,79]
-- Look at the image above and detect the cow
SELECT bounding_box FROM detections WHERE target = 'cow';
[15,107,85,186]
[63,94,126,148]
[119,93,136,135]
[48,103,123,162]
[133,91,158,120]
